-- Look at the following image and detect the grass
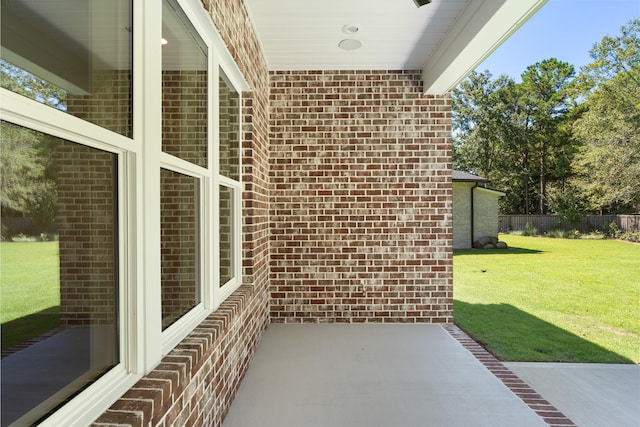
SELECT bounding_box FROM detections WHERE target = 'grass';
[454,235,640,363]
[1,241,60,350]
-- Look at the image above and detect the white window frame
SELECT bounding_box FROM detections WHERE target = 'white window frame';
[214,64,244,307]
[0,0,249,424]
[0,90,140,427]
[157,0,248,355]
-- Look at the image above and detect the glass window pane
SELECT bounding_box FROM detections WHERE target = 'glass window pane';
[0,1,133,138]
[219,185,234,286]
[0,121,118,426]
[160,169,200,330]
[219,70,240,180]
[162,0,208,167]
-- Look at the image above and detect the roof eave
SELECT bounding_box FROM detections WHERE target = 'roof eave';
[477,187,507,197]
[421,0,547,95]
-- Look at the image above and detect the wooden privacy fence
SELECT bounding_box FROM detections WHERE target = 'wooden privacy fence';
[499,215,640,234]
[1,217,58,236]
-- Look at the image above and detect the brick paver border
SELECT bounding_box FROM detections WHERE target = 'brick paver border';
[444,324,577,427]
[1,327,65,359]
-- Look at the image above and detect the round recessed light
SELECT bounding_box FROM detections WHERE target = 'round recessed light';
[342,24,359,34]
[338,39,362,51]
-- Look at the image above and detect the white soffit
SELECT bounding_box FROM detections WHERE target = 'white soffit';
[243,0,547,94]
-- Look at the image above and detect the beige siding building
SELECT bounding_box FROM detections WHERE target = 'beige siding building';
[453,171,505,249]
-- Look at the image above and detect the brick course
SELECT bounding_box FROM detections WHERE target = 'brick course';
[93,286,268,427]
[269,70,453,323]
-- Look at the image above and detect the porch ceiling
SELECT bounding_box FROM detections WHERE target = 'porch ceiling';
[244,0,547,94]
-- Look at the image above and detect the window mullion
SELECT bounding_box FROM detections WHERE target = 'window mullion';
[203,46,216,310]
[139,0,164,371]
[212,58,222,310]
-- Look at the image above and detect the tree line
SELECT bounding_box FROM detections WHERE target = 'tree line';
[452,18,640,218]
[2,20,639,233]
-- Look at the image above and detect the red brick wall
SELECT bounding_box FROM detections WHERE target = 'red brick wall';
[57,142,117,327]
[67,69,133,138]
[162,70,208,167]
[160,169,199,330]
[93,286,265,426]
[269,70,453,323]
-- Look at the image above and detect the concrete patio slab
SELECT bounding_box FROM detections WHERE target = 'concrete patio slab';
[222,324,547,427]
[506,362,640,427]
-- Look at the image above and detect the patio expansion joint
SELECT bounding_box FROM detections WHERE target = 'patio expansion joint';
[443,324,578,427]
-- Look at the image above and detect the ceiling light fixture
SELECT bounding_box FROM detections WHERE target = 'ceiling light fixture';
[161,38,168,45]
[342,24,359,34]
[413,0,432,7]
[338,39,362,51]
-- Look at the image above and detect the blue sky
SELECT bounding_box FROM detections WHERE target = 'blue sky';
[476,0,640,81]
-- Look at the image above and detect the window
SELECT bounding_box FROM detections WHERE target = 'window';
[0,122,119,426]
[0,0,247,424]
[160,0,208,334]
[160,169,201,330]
[217,70,242,292]
[218,71,240,181]
[161,0,208,167]
[219,184,235,285]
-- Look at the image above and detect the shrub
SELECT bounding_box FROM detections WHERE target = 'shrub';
[546,229,566,238]
[1,224,11,241]
[618,230,640,243]
[522,222,539,236]
[601,221,639,242]
[581,231,605,240]
[11,233,37,242]
[546,229,581,239]
[39,233,58,242]
[546,186,586,228]
[602,221,620,238]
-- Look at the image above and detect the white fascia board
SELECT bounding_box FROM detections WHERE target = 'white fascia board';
[421,0,547,95]
[477,187,506,197]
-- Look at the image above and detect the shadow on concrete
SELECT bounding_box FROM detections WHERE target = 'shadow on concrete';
[454,301,633,364]
[1,306,60,352]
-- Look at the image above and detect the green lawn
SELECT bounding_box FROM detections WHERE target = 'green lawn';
[1,241,60,350]
[454,235,640,363]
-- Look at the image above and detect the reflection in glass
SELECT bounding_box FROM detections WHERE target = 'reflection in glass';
[0,121,118,426]
[160,169,200,329]
[0,0,133,137]
[219,185,234,286]
[219,70,240,180]
[162,0,208,167]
